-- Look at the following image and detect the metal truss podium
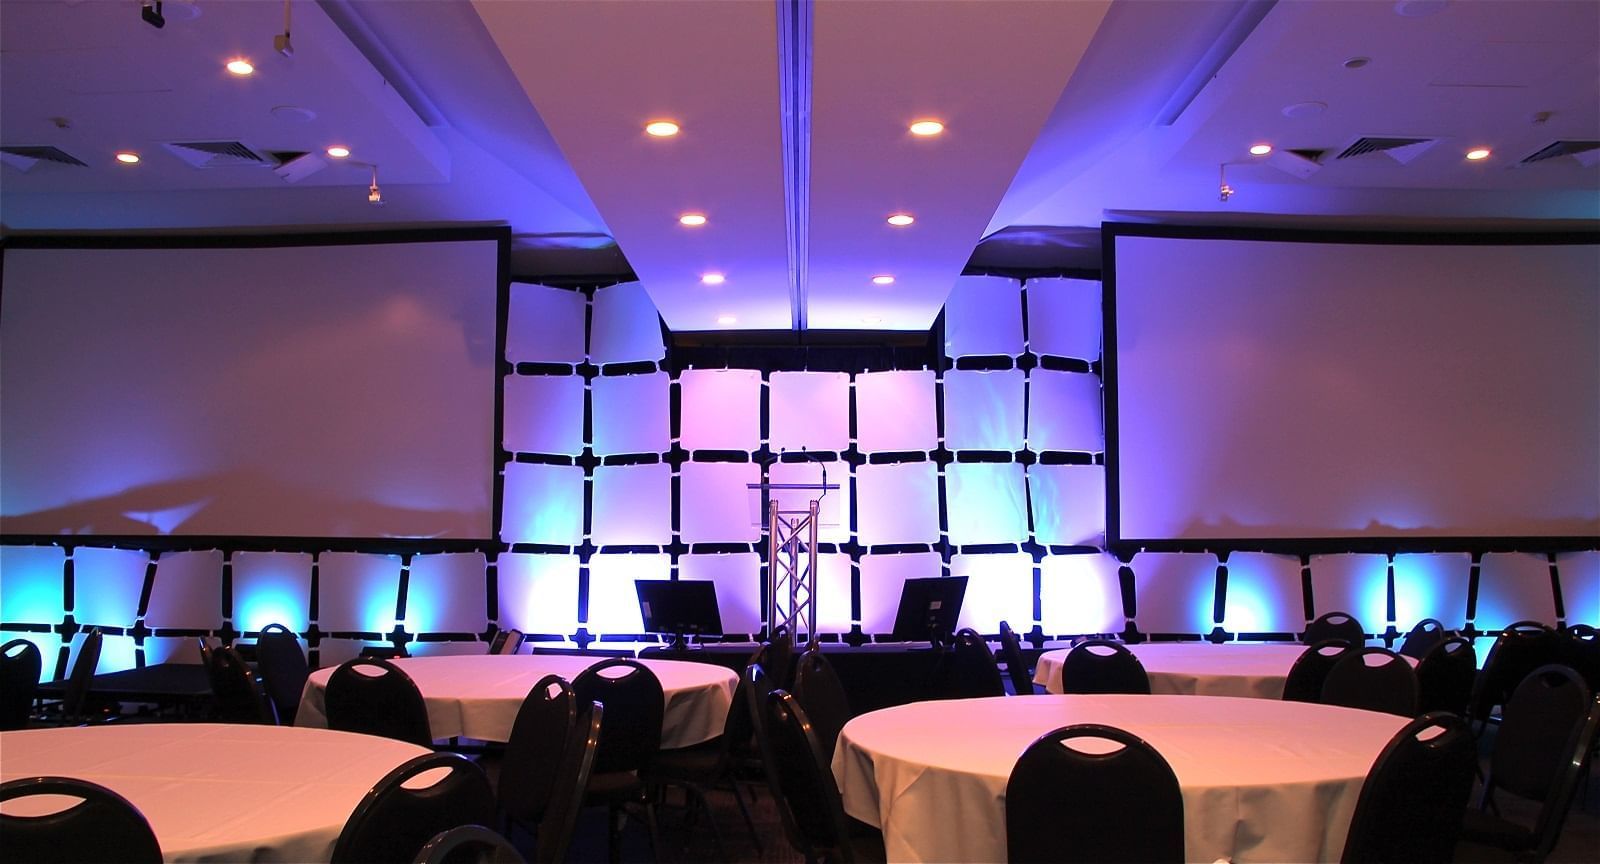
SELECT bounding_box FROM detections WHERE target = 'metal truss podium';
[748,481,839,645]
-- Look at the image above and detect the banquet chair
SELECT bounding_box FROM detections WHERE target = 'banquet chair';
[759,689,885,864]
[1416,637,1477,717]
[1304,611,1365,646]
[0,638,42,730]
[331,752,496,864]
[766,626,797,690]
[414,825,527,864]
[325,657,434,747]
[535,701,603,864]
[0,775,163,863]
[1339,712,1477,864]
[1059,639,1150,695]
[998,620,1037,695]
[571,659,664,863]
[935,628,1007,699]
[1282,640,1354,703]
[489,629,525,656]
[204,644,278,724]
[498,675,577,841]
[1398,618,1449,660]
[793,644,853,762]
[1005,723,1184,864]
[1557,624,1600,694]
[255,622,310,724]
[1321,647,1419,716]
[58,629,104,725]
[1469,620,1562,728]
[1458,665,1600,863]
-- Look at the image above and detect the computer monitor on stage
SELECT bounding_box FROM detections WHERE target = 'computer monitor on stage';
[636,580,724,649]
[891,576,968,644]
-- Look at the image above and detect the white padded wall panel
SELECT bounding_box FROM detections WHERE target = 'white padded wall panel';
[410,641,489,657]
[503,376,584,455]
[586,554,668,634]
[1027,371,1102,452]
[944,276,1023,357]
[1475,553,1557,630]
[679,462,762,544]
[1040,554,1123,635]
[143,637,200,665]
[1223,553,1305,635]
[145,551,222,630]
[501,464,584,545]
[317,553,402,633]
[497,553,579,635]
[98,633,137,673]
[856,462,939,546]
[507,284,586,363]
[769,461,850,543]
[1557,551,1598,626]
[71,548,146,629]
[681,554,762,635]
[946,463,1027,546]
[679,369,761,451]
[1309,554,1389,633]
[952,552,1033,632]
[859,553,942,634]
[1394,553,1471,631]
[1028,465,1105,547]
[1129,552,1217,634]
[591,464,671,546]
[406,553,488,634]
[815,553,854,632]
[589,282,664,366]
[944,370,1025,451]
[1025,278,1101,360]
[317,638,377,667]
[769,372,849,452]
[593,373,670,456]
[855,371,937,453]
[232,552,312,633]
[1,546,64,624]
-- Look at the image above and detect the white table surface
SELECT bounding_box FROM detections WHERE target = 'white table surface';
[297,654,737,747]
[1035,642,1317,699]
[0,723,429,863]
[832,694,1407,864]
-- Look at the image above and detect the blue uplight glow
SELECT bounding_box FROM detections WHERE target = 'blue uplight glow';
[0,547,65,622]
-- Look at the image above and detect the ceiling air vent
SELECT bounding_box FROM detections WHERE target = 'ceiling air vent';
[1335,136,1439,164]
[0,145,89,171]
[161,140,269,168]
[1520,140,1600,167]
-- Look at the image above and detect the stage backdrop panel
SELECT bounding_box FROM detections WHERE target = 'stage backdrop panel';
[231,552,312,634]
[497,553,580,637]
[1557,551,1599,627]
[1026,278,1101,360]
[1128,552,1217,635]
[953,552,1034,633]
[1394,553,1472,632]
[1308,553,1390,635]
[855,370,938,453]
[71,548,147,630]
[1475,552,1557,630]
[1040,553,1122,635]
[1223,552,1305,635]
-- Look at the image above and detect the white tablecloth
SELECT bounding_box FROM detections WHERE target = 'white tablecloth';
[0,723,429,863]
[1035,643,1315,699]
[832,694,1407,864]
[297,655,737,747]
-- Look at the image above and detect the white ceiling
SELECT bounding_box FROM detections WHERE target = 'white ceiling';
[2,0,1595,332]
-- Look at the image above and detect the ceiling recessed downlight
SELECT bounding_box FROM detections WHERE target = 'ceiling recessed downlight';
[716,314,737,326]
[1281,101,1327,119]
[872,275,895,286]
[1465,147,1491,161]
[701,272,726,285]
[909,120,944,136]
[225,59,254,76]
[645,120,680,137]
[679,213,707,227]
[886,213,915,227]
[115,151,140,164]
[326,146,351,159]
[1342,56,1371,70]
[1249,143,1273,156]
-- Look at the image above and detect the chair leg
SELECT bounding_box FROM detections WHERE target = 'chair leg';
[727,776,763,853]
[684,784,727,862]
[642,800,662,862]
[608,803,626,864]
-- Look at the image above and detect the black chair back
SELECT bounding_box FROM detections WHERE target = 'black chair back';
[1304,611,1364,646]
[205,644,278,724]
[571,658,663,774]
[1557,623,1600,694]
[498,674,575,826]
[1470,620,1561,724]
[488,629,525,656]
[761,689,864,863]
[60,630,103,722]
[0,638,43,730]
[1005,723,1184,864]
[1282,640,1353,703]
[998,621,1035,696]
[792,645,852,761]
[937,628,1007,699]
[1060,639,1150,695]
[0,775,162,863]
[766,626,796,690]
[325,657,434,747]
[255,623,310,725]
[331,752,496,864]
[1415,637,1476,716]
[413,825,527,864]
[535,701,603,864]
[1340,712,1476,864]
[1397,618,1447,659]
[1321,647,1419,716]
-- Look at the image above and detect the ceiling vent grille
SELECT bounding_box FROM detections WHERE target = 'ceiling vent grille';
[161,140,269,168]
[1520,140,1600,165]
[1335,136,1439,164]
[0,145,89,171]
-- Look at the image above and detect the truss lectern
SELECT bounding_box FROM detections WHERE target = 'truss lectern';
[748,481,839,645]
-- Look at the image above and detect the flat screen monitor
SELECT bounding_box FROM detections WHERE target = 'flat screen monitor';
[891,576,968,642]
[636,580,724,645]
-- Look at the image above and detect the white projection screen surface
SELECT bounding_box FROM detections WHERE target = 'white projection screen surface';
[1110,232,1600,545]
[1,239,501,540]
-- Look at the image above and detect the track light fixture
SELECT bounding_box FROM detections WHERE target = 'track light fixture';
[367,164,382,206]
[1218,163,1234,202]
[141,0,165,29]
[274,0,293,57]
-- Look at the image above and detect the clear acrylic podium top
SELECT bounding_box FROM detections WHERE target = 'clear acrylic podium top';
[747,482,842,526]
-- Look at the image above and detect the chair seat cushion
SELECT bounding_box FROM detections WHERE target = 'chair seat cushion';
[1460,808,1536,851]
[646,739,723,782]
[582,769,644,806]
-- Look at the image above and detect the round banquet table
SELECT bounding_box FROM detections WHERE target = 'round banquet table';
[297,654,737,747]
[1034,642,1315,699]
[0,723,429,863]
[832,694,1408,864]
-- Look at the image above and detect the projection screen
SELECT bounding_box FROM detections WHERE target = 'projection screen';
[1106,227,1600,548]
[1,234,503,541]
